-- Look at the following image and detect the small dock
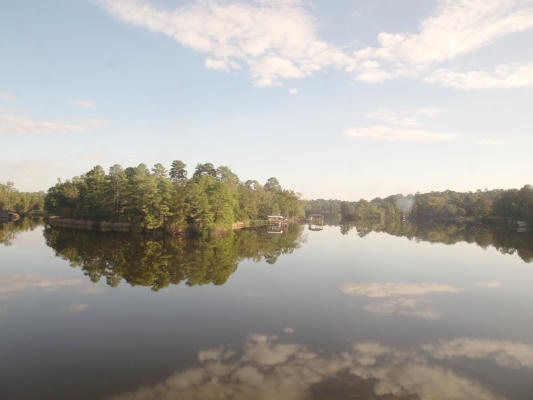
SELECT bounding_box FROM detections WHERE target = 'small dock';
[308,214,324,231]
[0,211,19,222]
[267,215,288,234]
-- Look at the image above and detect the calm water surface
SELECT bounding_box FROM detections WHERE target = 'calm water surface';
[1,219,533,399]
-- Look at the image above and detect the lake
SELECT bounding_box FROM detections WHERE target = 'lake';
[1,219,533,400]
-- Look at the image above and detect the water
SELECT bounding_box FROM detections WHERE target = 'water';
[1,219,533,400]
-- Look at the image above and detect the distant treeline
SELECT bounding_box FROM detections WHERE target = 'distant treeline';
[45,161,304,232]
[0,182,45,215]
[304,185,533,224]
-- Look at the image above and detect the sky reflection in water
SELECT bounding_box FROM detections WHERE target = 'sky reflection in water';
[1,220,533,399]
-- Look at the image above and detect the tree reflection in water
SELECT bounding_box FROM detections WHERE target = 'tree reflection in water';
[342,220,533,263]
[0,218,44,246]
[43,225,305,290]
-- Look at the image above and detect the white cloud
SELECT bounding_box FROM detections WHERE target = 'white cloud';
[0,112,109,135]
[474,139,503,145]
[365,107,443,127]
[423,338,533,369]
[364,297,441,320]
[344,126,458,142]
[475,280,503,287]
[63,304,90,312]
[288,88,299,95]
[108,332,505,400]
[93,0,357,86]
[0,273,82,294]
[354,0,533,82]
[341,282,459,298]
[93,0,533,89]
[71,99,96,109]
[425,61,533,89]
[0,92,16,102]
[0,107,21,113]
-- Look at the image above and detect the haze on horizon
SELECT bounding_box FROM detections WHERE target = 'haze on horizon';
[1,0,533,201]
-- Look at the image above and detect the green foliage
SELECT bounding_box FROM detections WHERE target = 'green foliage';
[0,182,45,215]
[45,162,304,232]
[305,186,533,225]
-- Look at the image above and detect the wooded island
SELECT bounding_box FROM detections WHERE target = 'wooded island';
[44,161,304,233]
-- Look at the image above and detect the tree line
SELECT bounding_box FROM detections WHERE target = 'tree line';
[0,182,45,216]
[305,185,533,225]
[44,161,304,232]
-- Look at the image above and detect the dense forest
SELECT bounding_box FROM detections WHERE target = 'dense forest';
[0,182,45,215]
[305,185,533,225]
[44,161,304,232]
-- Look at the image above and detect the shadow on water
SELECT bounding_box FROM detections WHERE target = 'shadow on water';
[341,219,533,263]
[43,224,306,290]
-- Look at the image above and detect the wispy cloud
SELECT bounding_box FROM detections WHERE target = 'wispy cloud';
[345,126,458,142]
[365,107,443,127]
[93,0,357,87]
[354,0,533,83]
[340,282,459,298]
[0,112,109,135]
[475,280,503,288]
[423,338,533,370]
[288,88,299,95]
[363,297,441,320]
[109,332,504,400]
[71,99,96,109]
[0,273,82,294]
[0,92,16,102]
[93,0,533,89]
[426,62,533,89]
[63,304,90,312]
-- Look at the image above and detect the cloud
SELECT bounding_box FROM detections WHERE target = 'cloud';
[354,0,533,82]
[93,0,533,89]
[0,107,21,114]
[341,282,460,320]
[344,126,458,142]
[0,273,82,294]
[365,107,443,127]
[0,92,16,102]
[288,88,299,95]
[108,332,505,400]
[475,281,503,288]
[340,282,460,298]
[284,327,295,334]
[71,99,96,109]
[474,139,503,145]
[425,61,533,89]
[0,112,109,135]
[63,304,90,312]
[93,0,357,86]
[423,338,533,370]
[363,297,441,320]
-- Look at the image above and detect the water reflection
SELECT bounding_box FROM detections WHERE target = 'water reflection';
[0,218,43,246]
[343,220,533,262]
[43,225,305,290]
[107,330,532,400]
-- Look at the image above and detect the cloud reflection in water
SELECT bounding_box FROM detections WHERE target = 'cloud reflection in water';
[107,332,529,400]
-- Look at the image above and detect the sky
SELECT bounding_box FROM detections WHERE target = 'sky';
[1,0,533,200]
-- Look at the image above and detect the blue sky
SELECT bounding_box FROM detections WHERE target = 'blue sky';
[1,0,533,200]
